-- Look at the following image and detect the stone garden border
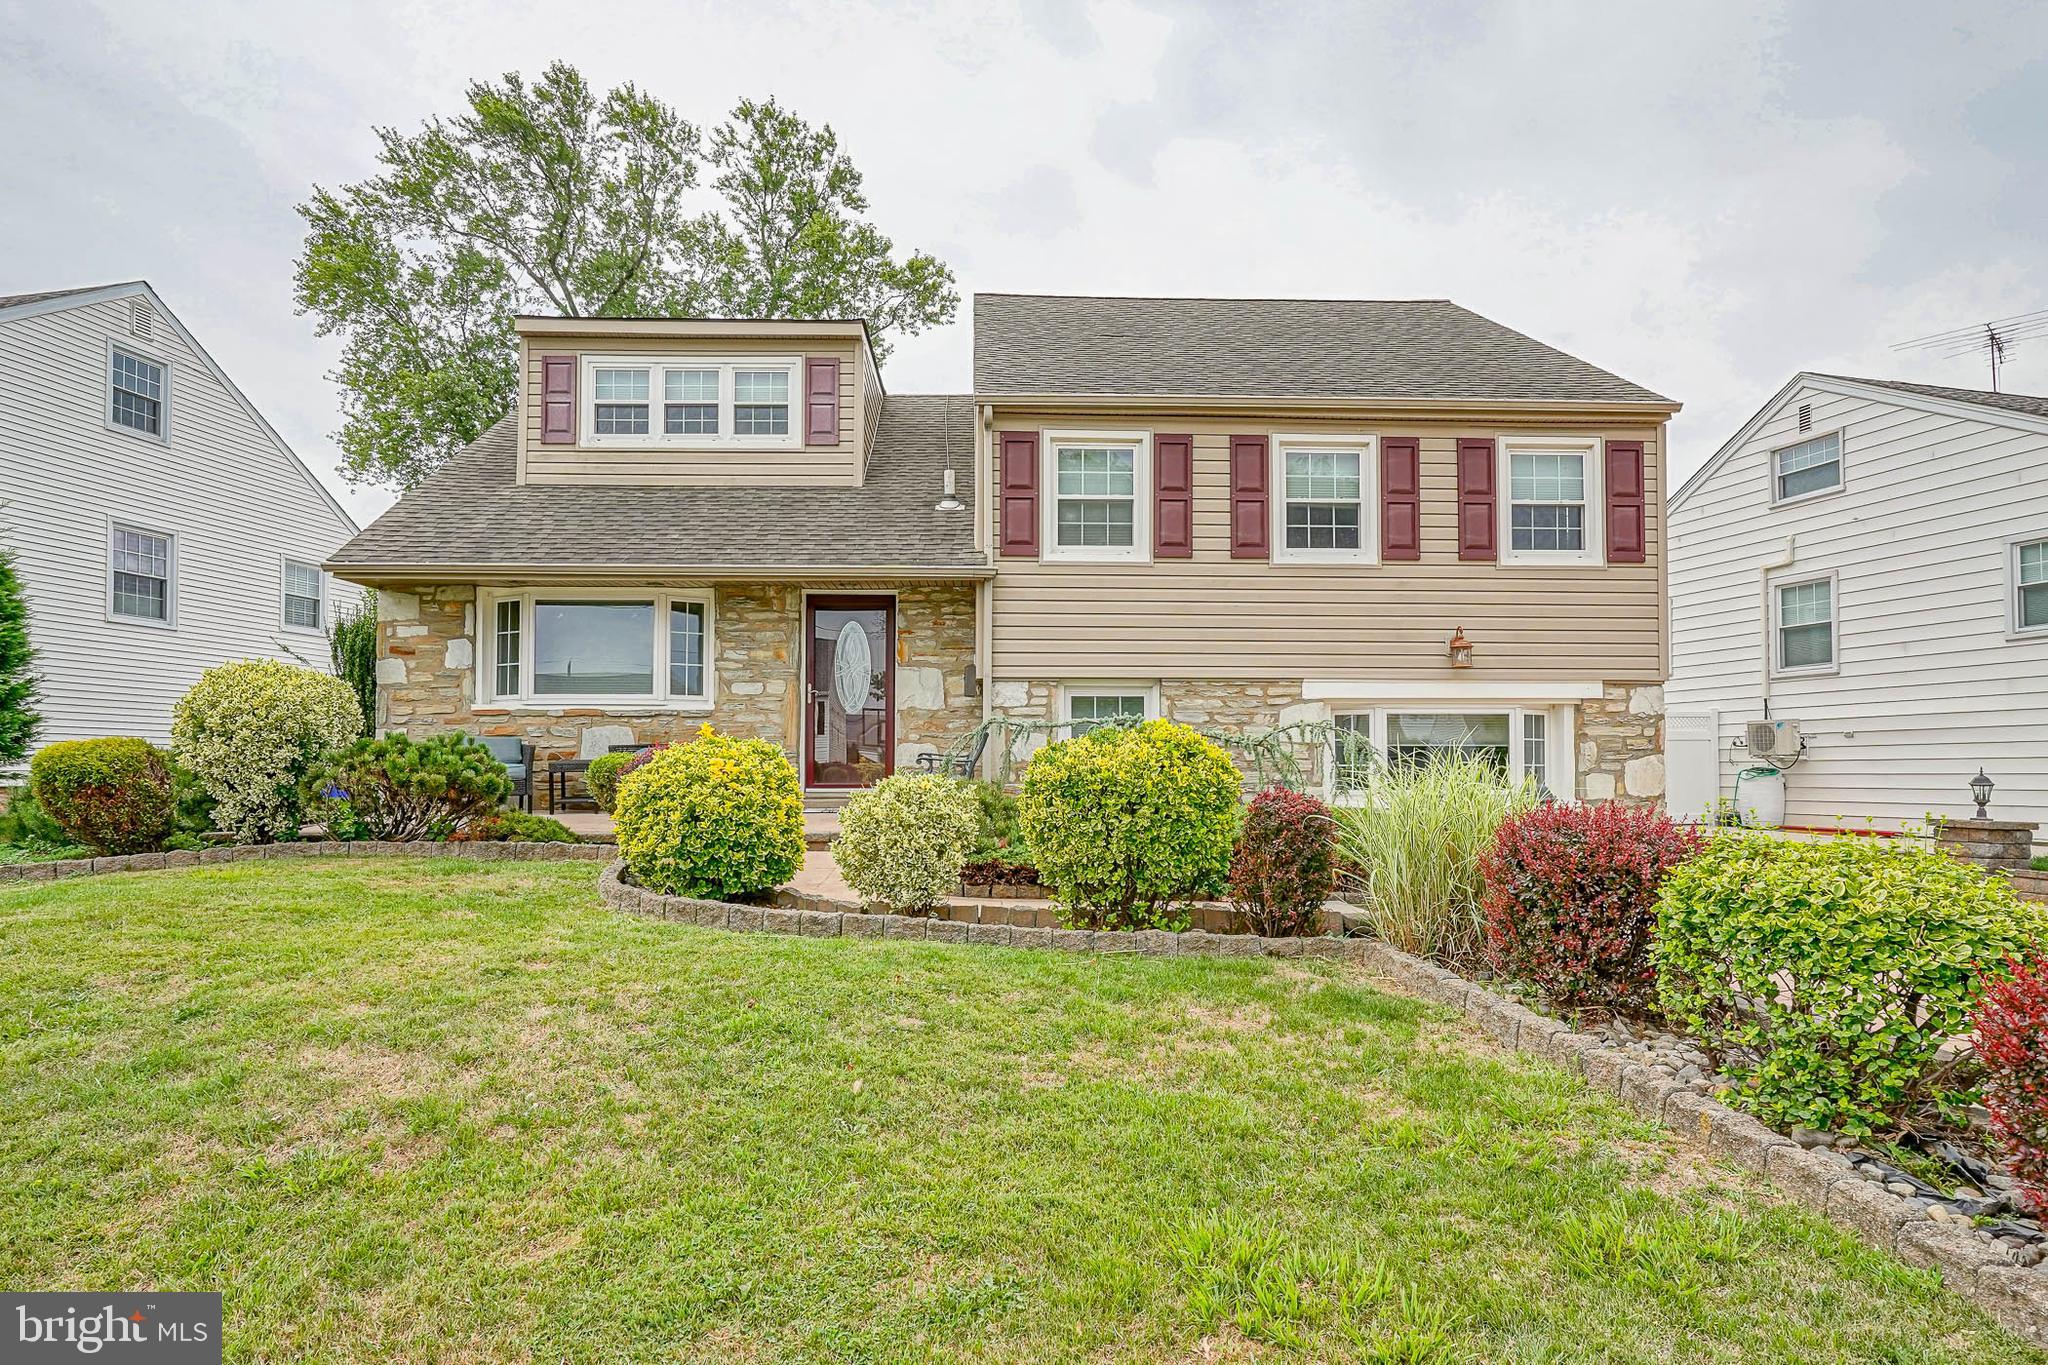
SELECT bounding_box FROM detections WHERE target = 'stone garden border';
[6,847,2042,1344]
[598,858,2048,1346]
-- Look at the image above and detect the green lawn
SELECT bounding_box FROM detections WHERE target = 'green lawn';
[0,860,2035,1363]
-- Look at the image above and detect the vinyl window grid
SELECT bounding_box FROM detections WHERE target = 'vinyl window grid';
[107,522,175,626]
[107,342,169,442]
[1273,435,1378,564]
[1330,706,1565,799]
[1771,430,1844,505]
[2012,536,2048,637]
[1499,436,1602,566]
[1041,430,1152,564]
[1060,685,1158,736]
[579,356,801,449]
[280,558,325,631]
[480,589,715,709]
[1773,573,1838,675]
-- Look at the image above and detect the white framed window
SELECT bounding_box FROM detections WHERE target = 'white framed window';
[1273,434,1377,564]
[1499,436,1602,566]
[280,558,325,631]
[1773,573,1837,674]
[480,588,715,709]
[107,341,168,441]
[2011,536,2048,637]
[1771,430,1843,504]
[580,355,801,449]
[1330,706,1569,799]
[1042,430,1152,564]
[107,522,175,626]
[1060,683,1158,735]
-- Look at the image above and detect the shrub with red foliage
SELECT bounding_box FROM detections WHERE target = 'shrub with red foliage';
[1481,802,1703,1014]
[1229,786,1335,937]
[1973,955,2048,1216]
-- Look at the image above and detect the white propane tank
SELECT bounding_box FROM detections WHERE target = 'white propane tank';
[1734,766,1787,828]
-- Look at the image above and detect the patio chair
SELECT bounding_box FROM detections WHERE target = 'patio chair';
[915,729,989,780]
[477,735,535,813]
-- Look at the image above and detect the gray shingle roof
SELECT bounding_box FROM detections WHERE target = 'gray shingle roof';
[328,395,984,575]
[973,293,1674,405]
[1810,373,2048,423]
[0,283,122,311]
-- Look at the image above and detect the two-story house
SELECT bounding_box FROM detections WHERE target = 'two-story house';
[329,295,1677,806]
[1667,373,2048,842]
[0,282,360,756]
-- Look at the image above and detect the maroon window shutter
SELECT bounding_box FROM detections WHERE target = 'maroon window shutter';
[1229,436,1270,559]
[998,431,1039,557]
[1605,439,1646,563]
[1154,434,1194,558]
[1381,437,1421,561]
[1456,438,1497,561]
[804,357,840,444]
[541,355,576,444]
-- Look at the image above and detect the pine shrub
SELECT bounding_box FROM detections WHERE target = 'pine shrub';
[0,545,38,770]
[308,731,512,841]
[1228,786,1335,937]
[1481,802,1702,1014]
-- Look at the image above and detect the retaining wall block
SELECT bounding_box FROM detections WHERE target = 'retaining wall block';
[1580,1046,1631,1095]
[925,919,968,944]
[1762,1143,1854,1215]
[1259,935,1305,959]
[162,849,200,868]
[1896,1221,2013,1293]
[1010,925,1053,951]
[1542,1030,1600,1076]
[883,916,928,941]
[1825,1173,1925,1249]
[1300,937,1351,960]
[0,865,21,884]
[1660,1089,1720,1143]
[728,907,765,933]
[48,861,87,879]
[1703,1106,1793,1174]
[1977,1265,2048,1340]
[1620,1067,1687,1124]
[761,907,802,936]
[199,847,235,863]
[798,910,843,937]
[967,923,1011,948]
[843,913,887,940]
[1470,994,1524,1050]
[1049,928,1092,952]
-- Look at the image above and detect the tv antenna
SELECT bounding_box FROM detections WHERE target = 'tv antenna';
[1892,309,2048,392]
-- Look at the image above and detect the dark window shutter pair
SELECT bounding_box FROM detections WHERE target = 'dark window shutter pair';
[541,354,842,446]
[999,432,1197,559]
[1455,437,1647,563]
[1233,436,1421,560]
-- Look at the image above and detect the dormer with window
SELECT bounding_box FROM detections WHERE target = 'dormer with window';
[515,317,881,488]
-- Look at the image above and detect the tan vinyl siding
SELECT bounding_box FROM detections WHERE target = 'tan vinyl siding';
[518,334,861,486]
[987,408,1667,682]
[859,341,885,479]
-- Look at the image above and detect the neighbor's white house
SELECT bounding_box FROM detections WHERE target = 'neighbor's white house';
[1667,372,2048,844]
[0,282,360,756]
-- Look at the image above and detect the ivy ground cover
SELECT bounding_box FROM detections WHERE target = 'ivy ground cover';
[0,860,2036,1363]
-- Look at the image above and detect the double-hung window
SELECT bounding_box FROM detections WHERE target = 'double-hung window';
[1774,575,1836,673]
[1274,435,1376,563]
[1331,708,1560,797]
[1772,431,1842,503]
[483,591,713,708]
[2014,538,2048,636]
[281,559,324,630]
[1043,431,1150,562]
[582,356,800,449]
[108,523,173,624]
[108,346,167,440]
[1062,686,1155,735]
[1501,437,1600,564]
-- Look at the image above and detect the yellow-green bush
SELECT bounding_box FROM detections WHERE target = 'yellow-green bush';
[833,772,980,910]
[171,660,362,843]
[1655,831,2048,1133]
[29,737,175,854]
[1018,720,1243,931]
[613,724,804,900]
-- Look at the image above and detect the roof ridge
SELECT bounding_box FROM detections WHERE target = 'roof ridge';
[977,292,1457,305]
[1806,371,2048,405]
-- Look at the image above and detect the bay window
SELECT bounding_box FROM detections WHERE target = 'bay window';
[482,590,714,708]
[581,356,800,448]
[1500,436,1601,565]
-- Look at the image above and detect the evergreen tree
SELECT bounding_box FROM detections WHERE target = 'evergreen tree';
[0,545,39,770]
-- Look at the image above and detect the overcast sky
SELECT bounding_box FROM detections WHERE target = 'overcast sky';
[4,0,2044,526]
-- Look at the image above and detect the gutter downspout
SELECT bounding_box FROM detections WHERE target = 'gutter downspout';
[976,402,996,778]
[1759,537,1796,718]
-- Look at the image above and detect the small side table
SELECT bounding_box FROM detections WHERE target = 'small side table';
[548,758,596,813]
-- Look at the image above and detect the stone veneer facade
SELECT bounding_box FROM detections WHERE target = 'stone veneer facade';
[375,581,981,788]
[989,679,1666,804]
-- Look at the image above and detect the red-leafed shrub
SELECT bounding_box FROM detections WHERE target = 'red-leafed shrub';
[29,737,177,855]
[1229,787,1335,937]
[1482,802,1702,1014]
[1974,955,2048,1216]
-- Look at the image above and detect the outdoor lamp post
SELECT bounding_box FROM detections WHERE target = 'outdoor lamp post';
[1970,768,1994,819]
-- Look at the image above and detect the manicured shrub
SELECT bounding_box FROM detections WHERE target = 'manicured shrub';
[0,545,38,771]
[329,591,378,733]
[833,772,981,910]
[1655,832,2048,1133]
[307,732,512,841]
[28,738,176,854]
[450,810,581,843]
[1018,720,1243,932]
[1334,751,1536,963]
[1481,802,1703,1014]
[613,724,804,900]
[1228,786,1335,937]
[1974,955,2048,1217]
[171,659,363,843]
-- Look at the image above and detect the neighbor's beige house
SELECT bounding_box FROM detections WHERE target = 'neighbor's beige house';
[328,294,1677,806]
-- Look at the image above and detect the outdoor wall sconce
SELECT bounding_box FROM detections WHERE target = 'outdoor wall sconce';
[1447,625,1475,669]
[1970,767,1994,819]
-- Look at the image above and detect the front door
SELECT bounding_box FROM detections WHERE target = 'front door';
[804,595,895,788]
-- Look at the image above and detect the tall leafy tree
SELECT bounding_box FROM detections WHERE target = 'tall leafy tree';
[297,64,957,490]
[0,544,40,771]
